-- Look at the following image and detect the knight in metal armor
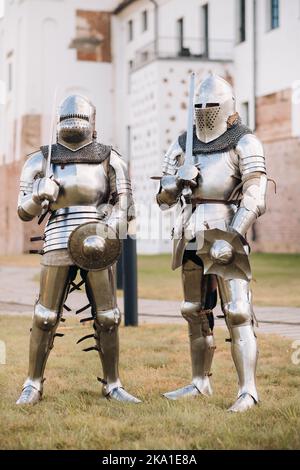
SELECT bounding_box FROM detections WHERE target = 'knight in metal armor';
[156,74,267,412]
[16,95,141,405]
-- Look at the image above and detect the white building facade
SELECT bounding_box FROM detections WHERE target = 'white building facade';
[0,0,118,252]
[0,0,299,254]
[112,0,235,253]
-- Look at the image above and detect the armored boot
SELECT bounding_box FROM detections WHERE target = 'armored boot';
[94,308,141,403]
[164,304,215,400]
[227,324,258,412]
[16,302,60,405]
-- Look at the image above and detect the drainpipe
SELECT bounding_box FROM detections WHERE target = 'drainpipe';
[150,0,159,57]
[253,0,257,130]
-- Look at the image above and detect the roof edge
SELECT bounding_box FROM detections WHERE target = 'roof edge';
[113,0,138,15]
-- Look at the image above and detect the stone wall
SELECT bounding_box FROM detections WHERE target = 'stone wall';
[70,10,112,63]
[0,114,43,255]
[251,88,300,252]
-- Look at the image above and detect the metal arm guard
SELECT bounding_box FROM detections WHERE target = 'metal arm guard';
[156,139,183,208]
[230,134,267,236]
[106,150,134,239]
[17,151,45,221]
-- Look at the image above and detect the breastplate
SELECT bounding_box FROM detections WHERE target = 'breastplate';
[51,162,109,209]
[44,162,110,253]
[191,150,240,202]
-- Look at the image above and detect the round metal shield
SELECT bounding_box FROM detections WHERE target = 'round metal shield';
[68,221,121,271]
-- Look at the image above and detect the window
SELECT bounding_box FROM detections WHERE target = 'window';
[177,18,184,53]
[142,10,148,32]
[141,51,149,63]
[128,60,133,93]
[237,0,246,43]
[201,4,209,57]
[240,101,249,125]
[128,19,133,41]
[270,0,279,29]
[8,62,12,92]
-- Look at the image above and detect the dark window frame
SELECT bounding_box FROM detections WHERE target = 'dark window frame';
[128,19,133,42]
[142,9,148,32]
[8,62,13,92]
[202,3,209,57]
[238,0,246,43]
[177,17,184,53]
[270,0,280,30]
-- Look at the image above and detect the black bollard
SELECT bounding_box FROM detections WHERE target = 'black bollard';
[122,236,138,326]
[116,253,123,290]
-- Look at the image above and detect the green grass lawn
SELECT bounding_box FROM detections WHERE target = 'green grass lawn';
[0,316,299,450]
[0,252,300,307]
[137,253,300,307]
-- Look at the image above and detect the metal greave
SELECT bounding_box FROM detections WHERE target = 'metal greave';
[218,277,259,402]
[24,304,60,392]
[23,266,73,393]
[93,309,122,395]
[229,324,258,402]
[187,315,215,395]
[181,258,215,395]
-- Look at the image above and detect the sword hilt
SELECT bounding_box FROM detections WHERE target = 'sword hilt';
[177,164,198,203]
[182,185,192,202]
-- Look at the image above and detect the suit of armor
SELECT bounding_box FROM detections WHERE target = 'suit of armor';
[157,75,267,412]
[16,95,140,405]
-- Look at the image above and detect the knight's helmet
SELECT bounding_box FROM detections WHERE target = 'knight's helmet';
[57,95,96,151]
[194,74,236,143]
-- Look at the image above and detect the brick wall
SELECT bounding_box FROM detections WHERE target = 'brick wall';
[252,89,300,252]
[70,10,112,63]
[0,114,43,255]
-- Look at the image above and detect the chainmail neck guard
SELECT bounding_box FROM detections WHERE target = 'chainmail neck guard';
[178,120,253,155]
[40,141,111,164]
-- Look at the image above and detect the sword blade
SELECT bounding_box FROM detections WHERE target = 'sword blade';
[45,87,58,178]
[41,87,58,212]
[185,72,195,166]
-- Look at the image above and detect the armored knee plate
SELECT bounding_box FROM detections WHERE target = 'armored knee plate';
[223,300,252,328]
[181,301,212,336]
[33,302,60,331]
[181,301,202,320]
[94,307,121,332]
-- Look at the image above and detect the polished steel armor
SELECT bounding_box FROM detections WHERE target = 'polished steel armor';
[16,95,140,405]
[194,74,236,143]
[157,74,267,412]
[57,95,96,151]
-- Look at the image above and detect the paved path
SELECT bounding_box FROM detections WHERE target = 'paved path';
[0,266,299,341]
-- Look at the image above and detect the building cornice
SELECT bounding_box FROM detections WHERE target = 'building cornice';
[114,0,138,15]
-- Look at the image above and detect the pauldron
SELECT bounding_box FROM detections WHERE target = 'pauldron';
[40,141,111,164]
[178,120,253,155]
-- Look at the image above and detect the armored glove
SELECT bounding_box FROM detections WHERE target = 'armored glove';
[158,173,197,207]
[32,177,60,205]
